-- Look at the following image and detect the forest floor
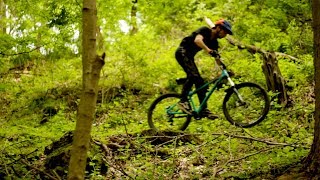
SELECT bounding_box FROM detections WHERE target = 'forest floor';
[0,63,314,179]
[30,129,309,180]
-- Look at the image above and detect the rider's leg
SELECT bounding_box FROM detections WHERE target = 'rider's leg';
[175,47,195,113]
[175,47,208,107]
[175,47,195,100]
[193,76,208,108]
[189,72,218,120]
[175,48,218,119]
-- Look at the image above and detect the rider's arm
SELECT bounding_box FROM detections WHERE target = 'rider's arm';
[194,34,213,54]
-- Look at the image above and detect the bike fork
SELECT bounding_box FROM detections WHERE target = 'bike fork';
[227,77,245,103]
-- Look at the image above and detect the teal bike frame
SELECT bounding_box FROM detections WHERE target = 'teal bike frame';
[166,69,238,117]
[189,69,235,114]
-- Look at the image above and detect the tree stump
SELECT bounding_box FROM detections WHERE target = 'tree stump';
[227,37,291,106]
[261,52,288,105]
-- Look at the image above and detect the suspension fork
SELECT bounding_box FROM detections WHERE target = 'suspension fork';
[227,77,245,103]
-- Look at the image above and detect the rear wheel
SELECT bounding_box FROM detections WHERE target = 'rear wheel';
[223,82,270,128]
[148,93,191,131]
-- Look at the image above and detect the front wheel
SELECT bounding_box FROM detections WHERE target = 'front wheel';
[223,82,270,128]
[148,93,192,131]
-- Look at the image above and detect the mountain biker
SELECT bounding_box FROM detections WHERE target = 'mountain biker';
[175,18,233,120]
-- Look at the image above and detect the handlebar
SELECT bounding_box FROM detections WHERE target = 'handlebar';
[209,51,226,69]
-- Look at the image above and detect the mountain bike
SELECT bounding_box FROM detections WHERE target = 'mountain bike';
[148,57,270,131]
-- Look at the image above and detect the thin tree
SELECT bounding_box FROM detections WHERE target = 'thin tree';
[67,0,105,179]
[0,0,6,34]
[303,0,320,178]
[130,0,138,35]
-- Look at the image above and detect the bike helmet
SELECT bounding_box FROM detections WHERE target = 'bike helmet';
[215,19,233,35]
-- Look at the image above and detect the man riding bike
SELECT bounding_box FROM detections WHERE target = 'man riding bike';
[175,19,233,120]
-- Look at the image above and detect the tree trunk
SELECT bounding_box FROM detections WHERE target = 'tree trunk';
[0,0,6,34]
[130,0,138,35]
[67,0,105,179]
[227,37,289,106]
[303,0,320,178]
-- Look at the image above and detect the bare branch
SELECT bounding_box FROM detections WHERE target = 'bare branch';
[226,37,299,62]
[213,146,276,177]
[94,140,135,180]
[211,132,308,148]
[21,159,59,180]
[0,46,41,57]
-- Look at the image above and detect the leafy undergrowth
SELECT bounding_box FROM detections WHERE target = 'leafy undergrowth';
[0,93,314,180]
[0,86,313,179]
[0,125,310,179]
[0,58,315,179]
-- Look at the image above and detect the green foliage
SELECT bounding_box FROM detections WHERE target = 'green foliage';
[0,0,81,69]
[0,34,15,52]
[0,0,317,179]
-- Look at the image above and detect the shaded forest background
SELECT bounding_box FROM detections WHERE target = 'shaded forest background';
[0,0,317,179]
